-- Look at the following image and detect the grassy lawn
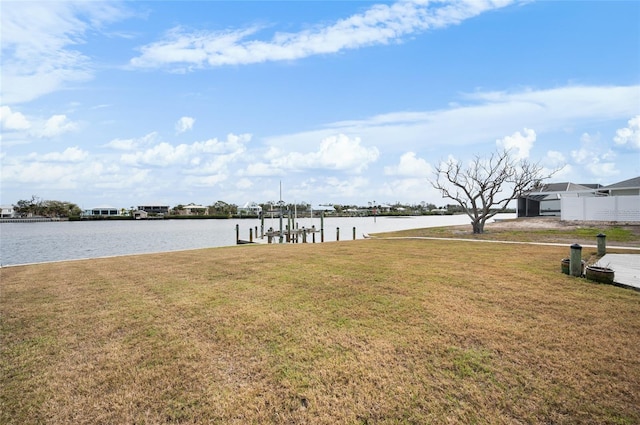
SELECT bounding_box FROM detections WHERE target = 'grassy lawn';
[2,239,639,424]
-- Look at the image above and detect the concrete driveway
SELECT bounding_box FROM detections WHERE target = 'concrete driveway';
[595,254,640,290]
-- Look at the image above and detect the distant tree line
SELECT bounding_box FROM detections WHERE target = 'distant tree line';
[14,196,82,218]
[11,196,514,220]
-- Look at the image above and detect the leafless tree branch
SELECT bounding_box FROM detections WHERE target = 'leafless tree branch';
[431,149,559,233]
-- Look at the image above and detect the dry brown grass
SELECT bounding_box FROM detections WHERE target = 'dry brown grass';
[2,239,639,424]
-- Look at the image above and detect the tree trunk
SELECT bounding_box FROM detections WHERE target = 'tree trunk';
[472,219,485,234]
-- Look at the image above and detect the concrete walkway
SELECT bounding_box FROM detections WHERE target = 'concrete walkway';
[594,254,640,290]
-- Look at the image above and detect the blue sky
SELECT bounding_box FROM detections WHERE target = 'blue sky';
[1,0,639,209]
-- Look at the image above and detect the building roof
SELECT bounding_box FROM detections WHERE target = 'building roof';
[578,183,605,189]
[604,176,640,189]
[90,205,118,209]
[241,202,262,209]
[528,182,594,193]
[312,205,335,211]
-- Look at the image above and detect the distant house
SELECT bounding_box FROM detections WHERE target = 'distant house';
[238,202,262,216]
[181,204,208,215]
[132,210,148,220]
[312,205,335,212]
[379,204,392,213]
[345,208,368,217]
[137,205,169,215]
[83,206,120,217]
[309,205,336,216]
[1,205,16,218]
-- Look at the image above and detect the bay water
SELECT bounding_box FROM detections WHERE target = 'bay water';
[0,214,515,266]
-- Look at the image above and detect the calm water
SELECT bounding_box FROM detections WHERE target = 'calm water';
[0,214,515,266]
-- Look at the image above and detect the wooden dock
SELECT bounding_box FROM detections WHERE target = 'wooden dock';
[236,224,321,245]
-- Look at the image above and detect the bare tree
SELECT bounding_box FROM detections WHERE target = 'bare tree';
[431,149,555,234]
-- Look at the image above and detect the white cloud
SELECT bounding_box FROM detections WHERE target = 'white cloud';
[187,152,240,176]
[120,133,250,167]
[242,162,285,177]
[30,146,89,162]
[120,142,188,167]
[496,128,536,160]
[94,168,151,190]
[613,115,640,149]
[236,178,253,190]
[544,150,565,167]
[176,116,195,134]
[240,134,379,185]
[541,150,568,180]
[2,154,98,190]
[244,135,380,177]
[1,2,130,103]
[38,114,79,138]
[104,132,159,151]
[2,161,79,188]
[380,177,442,204]
[269,134,379,173]
[314,176,371,200]
[0,106,31,130]
[183,174,229,188]
[571,132,619,178]
[384,152,432,177]
[130,0,514,70]
[0,108,81,141]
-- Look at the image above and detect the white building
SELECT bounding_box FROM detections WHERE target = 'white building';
[1,205,16,218]
[518,182,600,217]
[238,202,262,216]
[82,206,120,217]
[518,177,640,222]
[181,204,208,215]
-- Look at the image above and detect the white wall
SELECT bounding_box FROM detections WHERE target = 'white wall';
[561,196,640,221]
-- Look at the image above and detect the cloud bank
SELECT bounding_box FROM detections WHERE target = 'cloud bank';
[129,0,513,70]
